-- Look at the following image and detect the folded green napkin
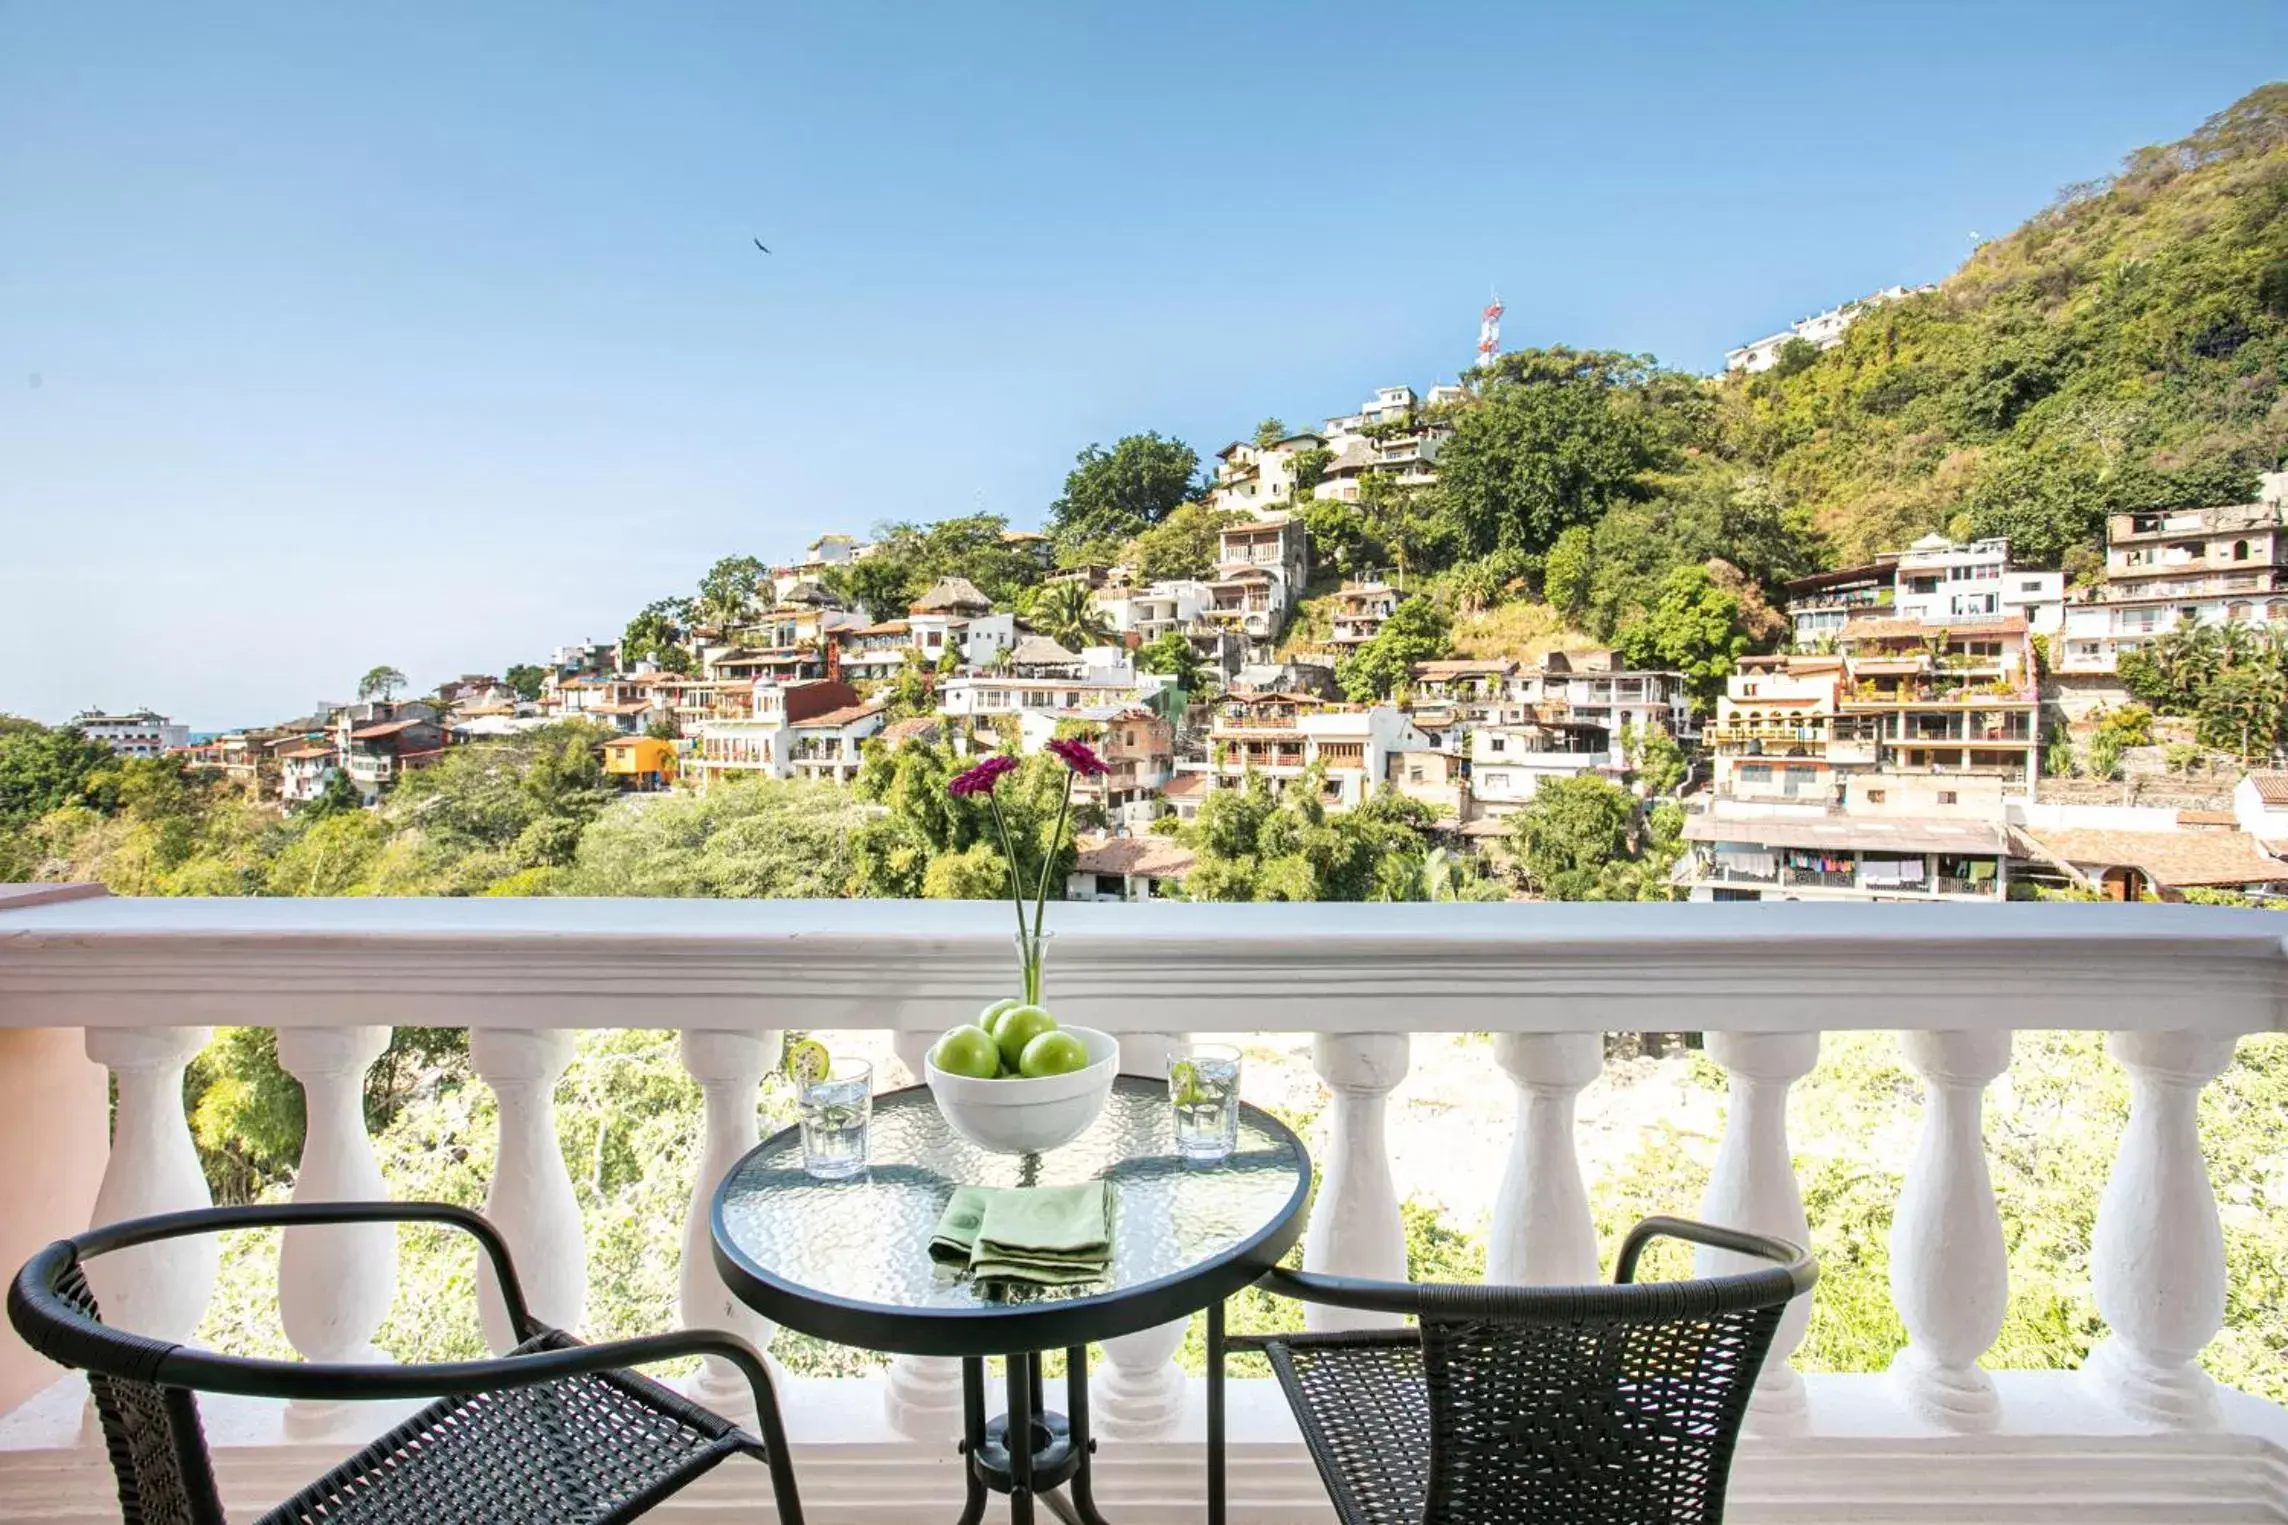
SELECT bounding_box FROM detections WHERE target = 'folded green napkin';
[929,1182,1111,1287]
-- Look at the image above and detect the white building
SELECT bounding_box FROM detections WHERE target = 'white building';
[2059,472,2288,675]
[1891,536,2062,631]
[1724,285,1935,373]
[1467,721,1611,814]
[69,710,191,758]
[276,743,340,806]
[784,701,886,785]
[937,672,1172,722]
[1092,581,1209,644]
[1206,435,1325,513]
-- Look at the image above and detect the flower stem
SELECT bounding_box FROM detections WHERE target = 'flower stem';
[1033,772,1073,940]
[988,797,1028,953]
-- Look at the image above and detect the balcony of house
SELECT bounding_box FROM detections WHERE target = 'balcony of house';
[1,896,2285,1523]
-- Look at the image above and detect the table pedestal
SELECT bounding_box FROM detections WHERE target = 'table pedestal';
[958,1348,1113,1525]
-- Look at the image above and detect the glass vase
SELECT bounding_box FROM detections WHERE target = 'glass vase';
[1015,929,1054,1007]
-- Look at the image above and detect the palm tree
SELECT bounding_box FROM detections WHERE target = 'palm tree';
[1033,580,1113,649]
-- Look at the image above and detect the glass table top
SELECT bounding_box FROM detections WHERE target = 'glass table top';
[712,1076,1309,1342]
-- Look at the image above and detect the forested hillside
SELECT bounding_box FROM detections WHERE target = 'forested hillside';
[1721,83,2288,570]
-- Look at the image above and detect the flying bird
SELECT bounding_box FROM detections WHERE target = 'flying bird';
[753,238,771,254]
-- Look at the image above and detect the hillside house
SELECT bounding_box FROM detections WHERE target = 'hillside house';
[1330,582,1401,650]
[785,701,886,785]
[601,735,677,793]
[1064,834,1196,902]
[1206,434,1326,513]
[1467,719,1611,814]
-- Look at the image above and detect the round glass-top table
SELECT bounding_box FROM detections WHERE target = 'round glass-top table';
[709,1075,1311,1525]
[710,1075,1311,1357]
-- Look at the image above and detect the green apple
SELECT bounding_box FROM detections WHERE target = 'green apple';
[1019,1030,1091,1078]
[994,1005,1059,1070]
[931,1024,1001,1080]
[979,997,1025,1034]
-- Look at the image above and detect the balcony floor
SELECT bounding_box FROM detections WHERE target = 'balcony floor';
[2,1371,2282,1523]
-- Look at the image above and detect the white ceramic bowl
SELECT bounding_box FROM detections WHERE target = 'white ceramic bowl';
[924,1026,1120,1155]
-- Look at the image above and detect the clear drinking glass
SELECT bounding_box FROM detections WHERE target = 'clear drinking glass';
[799,1058,872,1180]
[1168,1043,1240,1163]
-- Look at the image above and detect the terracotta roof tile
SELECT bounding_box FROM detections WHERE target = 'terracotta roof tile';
[2019,827,2288,888]
[1072,834,1196,879]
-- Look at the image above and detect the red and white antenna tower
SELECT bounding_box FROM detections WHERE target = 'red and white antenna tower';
[1476,291,1504,369]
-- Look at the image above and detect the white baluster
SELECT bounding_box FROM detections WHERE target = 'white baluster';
[1488,1032,1601,1285]
[1303,1033,1408,1332]
[1888,1029,2011,1430]
[884,1029,963,1440]
[2084,1028,2240,1429]
[274,1026,395,1438]
[470,1028,584,1350]
[678,1028,779,1417]
[1094,1030,1188,1438]
[1697,1030,1819,1433]
[82,1027,216,1340]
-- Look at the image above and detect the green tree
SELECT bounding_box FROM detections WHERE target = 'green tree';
[1337,596,1451,702]
[1252,418,1288,448]
[1030,579,1114,649]
[2197,665,2287,760]
[1543,525,1592,619]
[1614,564,1754,710]
[358,665,409,702]
[694,556,771,630]
[300,768,364,821]
[0,720,115,832]
[1620,723,1688,797]
[1047,433,1200,559]
[620,599,693,669]
[826,552,921,624]
[504,664,548,702]
[1508,774,1635,900]
[1435,348,1675,558]
[1289,447,1332,496]
[1125,502,1239,583]
[1136,630,1207,693]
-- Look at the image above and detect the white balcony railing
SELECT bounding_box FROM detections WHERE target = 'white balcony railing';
[0,893,2285,1522]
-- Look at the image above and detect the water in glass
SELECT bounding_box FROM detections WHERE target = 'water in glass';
[800,1061,872,1180]
[1169,1045,1240,1163]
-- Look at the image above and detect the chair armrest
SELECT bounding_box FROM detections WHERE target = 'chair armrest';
[1614,1215,1816,1296]
[75,1202,539,1338]
[1247,1265,1436,1319]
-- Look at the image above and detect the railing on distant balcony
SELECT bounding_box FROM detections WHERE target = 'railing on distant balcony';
[1,897,2284,1520]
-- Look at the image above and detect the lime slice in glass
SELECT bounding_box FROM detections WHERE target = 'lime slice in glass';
[785,1038,832,1085]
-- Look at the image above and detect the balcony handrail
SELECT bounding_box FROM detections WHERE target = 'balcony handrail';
[1,895,2281,1035]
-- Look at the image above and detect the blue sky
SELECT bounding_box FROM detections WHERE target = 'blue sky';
[2,5,2281,729]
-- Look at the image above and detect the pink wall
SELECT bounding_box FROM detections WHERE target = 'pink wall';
[0,1028,109,1416]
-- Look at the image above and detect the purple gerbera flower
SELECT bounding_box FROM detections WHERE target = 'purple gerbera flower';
[1044,737,1108,777]
[947,754,1018,797]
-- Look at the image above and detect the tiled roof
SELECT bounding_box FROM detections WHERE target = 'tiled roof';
[1072,834,1196,879]
[348,718,430,740]
[1161,773,1212,798]
[879,717,940,744]
[791,702,885,730]
[2246,772,2288,806]
[276,745,335,761]
[2018,827,2288,888]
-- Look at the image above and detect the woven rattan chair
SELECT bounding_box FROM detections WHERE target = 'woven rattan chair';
[9,1201,805,1525]
[1222,1215,1815,1525]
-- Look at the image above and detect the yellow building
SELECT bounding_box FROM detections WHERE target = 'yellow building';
[601,735,677,792]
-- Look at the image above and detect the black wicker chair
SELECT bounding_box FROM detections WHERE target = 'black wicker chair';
[8,1201,805,1525]
[1220,1215,1815,1525]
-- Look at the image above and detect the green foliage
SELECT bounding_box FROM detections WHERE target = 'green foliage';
[2093,702,2155,748]
[1047,433,1200,561]
[619,599,693,670]
[1434,348,1680,559]
[1135,630,1206,693]
[1300,497,1383,581]
[837,514,1047,613]
[503,663,547,702]
[0,720,116,870]
[1029,579,1114,650]
[1289,447,1332,496]
[849,743,1082,904]
[2045,725,2080,779]
[1542,525,1592,619]
[1335,596,1450,702]
[2121,623,2288,760]
[1719,86,2288,568]
[1177,773,1442,902]
[1620,723,1688,797]
[694,555,771,629]
[2197,664,2287,759]
[552,776,871,898]
[1123,502,1239,584]
[1613,564,1754,709]
[1507,774,1636,899]
[357,665,408,702]
[1252,417,1287,448]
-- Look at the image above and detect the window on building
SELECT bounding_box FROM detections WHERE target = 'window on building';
[1866,788,1887,803]
[2235,540,2251,561]
[1938,790,1958,805]
[2231,603,2253,623]
[1489,736,1506,753]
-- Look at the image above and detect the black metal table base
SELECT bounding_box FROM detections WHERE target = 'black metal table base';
[956,1346,1114,1525]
